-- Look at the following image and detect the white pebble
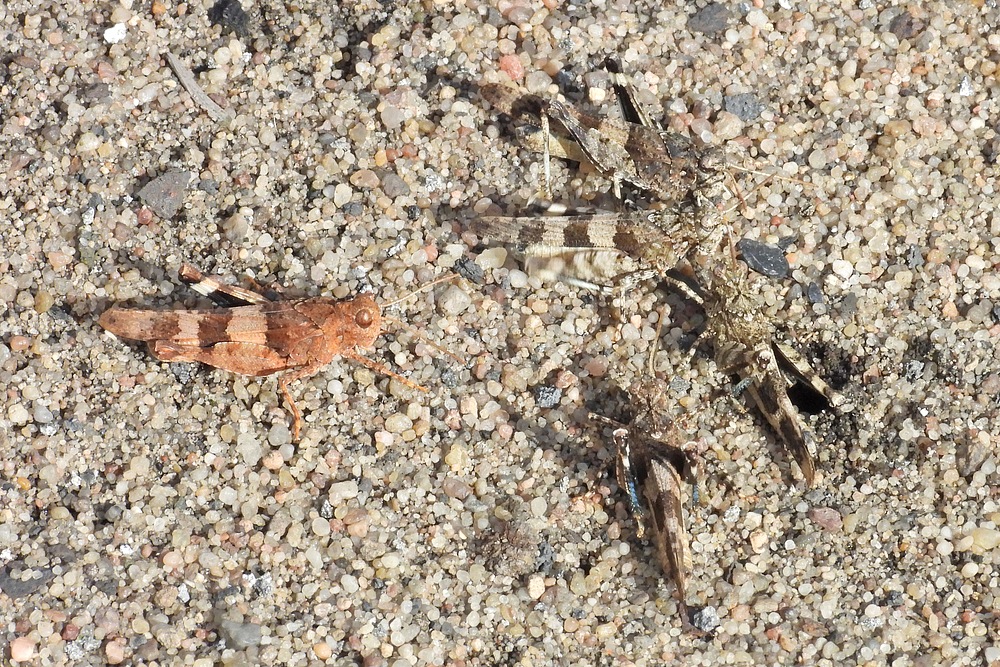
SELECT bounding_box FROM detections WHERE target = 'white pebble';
[530,497,547,517]
[76,132,102,152]
[329,480,359,504]
[384,413,413,434]
[218,487,238,506]
[236,432,262,467]
[527,574,545,599]
[333,183,353,207]
[831,259,854,280]
[341,574,360,593]
[508,270,528,288]
[7,403,30,424]
[438,285,472,316]
[104,23,127,44]
[864,604,882,618]
[476,247,507,270]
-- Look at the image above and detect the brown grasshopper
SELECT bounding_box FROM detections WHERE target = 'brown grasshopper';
[686,256,844,486]
[592,379,702,624]
[472,181,730,293]
[588,312,707,626]
[481,59,729,205]
[477,60,738,292]
[99,264,454,440]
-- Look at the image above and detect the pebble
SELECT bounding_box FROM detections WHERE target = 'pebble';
[7,403,30,424]
[530,497,547,518]
[103,23,126,44]
[968,527,1000,553]
[688,3,729,33]
[138,171,192,219]
[691,606,721,633]
[381,173,410,198]
[438,285,472,315]
[218,620,263,649]
[10,637,34,662]
[350,169,380,189]
[384,413,413,433]
[527,574,545,599]
[724,94,765,122]
[476,247,507,271]
[328,480,359,504]
[737,238,790,279]
[222,208,250,241]
[34,291,54,314]
[333,183,353,206]
[534,385,561,408]
[76,132,102,152]
[499,54,524,80]
[313,642,333,660]
[831,259,854,280]
[105,639,126,664]
[808,507,843,532]
[524,70,552,94]
[236,432,262,467]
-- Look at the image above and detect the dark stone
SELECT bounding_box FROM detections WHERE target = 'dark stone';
[534,385,562,408]
[380,173,410,198]
[690,605,721,632]
[208,0,251,39]
[453,255,485,284]
[839,292,858,317]
[737,238,789,278]
[807,281,824,304]
[0,565,54,598]
[724,93,765,122]
[883,590,905,607]
[888,11,925,40]
[81,83,111,104]
[688,3,730,34]
[342,202,364,217]
[138,171,192,219]
[536,540,555,574]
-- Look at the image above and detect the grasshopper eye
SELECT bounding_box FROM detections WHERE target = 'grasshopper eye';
[355,309,375,328]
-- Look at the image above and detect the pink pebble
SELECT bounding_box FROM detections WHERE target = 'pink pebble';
[499,54,524,81]
[10,637,35,662]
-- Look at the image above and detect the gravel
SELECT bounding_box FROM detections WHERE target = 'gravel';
[2,1,999,665]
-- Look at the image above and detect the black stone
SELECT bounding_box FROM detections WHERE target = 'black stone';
[737,238,790,278]
[807,281,824,304]
[208,0,251,39]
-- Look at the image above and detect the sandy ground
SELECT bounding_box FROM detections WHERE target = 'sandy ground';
[1,0,999,665]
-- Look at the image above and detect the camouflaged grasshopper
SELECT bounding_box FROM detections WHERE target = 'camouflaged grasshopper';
[481,58,729,205]
[591,378,703,622]
[477,60,735,292]
[687,256,844,486]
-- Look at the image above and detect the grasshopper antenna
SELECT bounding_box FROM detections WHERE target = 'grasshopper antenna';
[381,273,466,365]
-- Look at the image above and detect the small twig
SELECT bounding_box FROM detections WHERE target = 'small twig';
[165,51,234,123]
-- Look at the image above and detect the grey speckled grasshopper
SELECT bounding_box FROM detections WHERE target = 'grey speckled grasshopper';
[687,256,844,487]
